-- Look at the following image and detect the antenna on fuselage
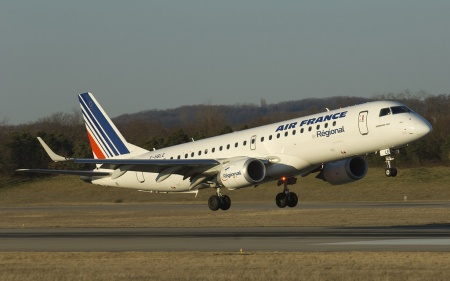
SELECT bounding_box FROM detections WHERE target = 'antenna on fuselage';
[326,108,330,112]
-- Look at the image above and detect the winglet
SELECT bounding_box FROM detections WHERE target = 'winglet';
[37,137,73,162]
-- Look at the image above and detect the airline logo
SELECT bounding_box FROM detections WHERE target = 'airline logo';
[275,111,347,132]
[316,126,345,138]
[222,171,242,180]
[79,93,130,159]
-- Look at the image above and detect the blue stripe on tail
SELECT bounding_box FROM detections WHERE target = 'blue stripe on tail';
[79,93,130,156]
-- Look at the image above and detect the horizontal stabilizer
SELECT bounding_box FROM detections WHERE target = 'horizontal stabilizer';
[16,169,111,177]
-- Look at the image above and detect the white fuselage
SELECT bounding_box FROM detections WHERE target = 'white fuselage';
[91,101,432,192]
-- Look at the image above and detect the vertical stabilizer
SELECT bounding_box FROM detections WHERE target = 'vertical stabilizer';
[79,92,131,159]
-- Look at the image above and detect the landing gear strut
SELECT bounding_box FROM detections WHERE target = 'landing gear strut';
[382,149,398,177]
[208,188,231,211]
[275,177,298,208]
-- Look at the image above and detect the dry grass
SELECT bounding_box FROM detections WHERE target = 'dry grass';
[1,207,449,229]
[1,252,450,281]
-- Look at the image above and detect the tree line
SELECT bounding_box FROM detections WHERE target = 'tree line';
[0,91,448,179]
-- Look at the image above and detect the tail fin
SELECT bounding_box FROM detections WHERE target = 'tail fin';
[79,92,132,159]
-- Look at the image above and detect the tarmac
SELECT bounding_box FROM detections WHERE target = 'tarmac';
[1,202,450,252]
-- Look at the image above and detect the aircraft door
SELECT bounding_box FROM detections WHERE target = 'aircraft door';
[358,111,369,135]
[250,135,256,150]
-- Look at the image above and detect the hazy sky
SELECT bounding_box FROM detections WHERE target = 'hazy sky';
[1,1,450,124]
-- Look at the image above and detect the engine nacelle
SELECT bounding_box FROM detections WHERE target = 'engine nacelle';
[217,158,266,190]
[320,156,368,185]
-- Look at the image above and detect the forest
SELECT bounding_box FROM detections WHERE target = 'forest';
[0,91,448,179]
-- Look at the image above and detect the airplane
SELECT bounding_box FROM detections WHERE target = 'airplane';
[17,92,432,211]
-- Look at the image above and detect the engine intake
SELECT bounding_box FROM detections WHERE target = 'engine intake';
[217,158,266,190]
[319,156,368,185]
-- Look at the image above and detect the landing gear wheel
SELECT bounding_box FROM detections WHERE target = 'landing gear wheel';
[385,168,398,177]
[275,193,288,208]
[287,192,298,208]
[220,195,231,210]
[275,177,299,209]
[390,168,398,177]
[208,195,220,211]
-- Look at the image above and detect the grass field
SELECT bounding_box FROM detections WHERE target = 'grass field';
[1,252,450,281]
[1,166,449,280]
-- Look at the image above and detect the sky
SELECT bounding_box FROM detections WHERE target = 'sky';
[1,1,450,124]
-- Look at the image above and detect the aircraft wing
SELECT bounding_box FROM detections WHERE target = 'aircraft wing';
[16,137,223,185]
[73,158,220,166]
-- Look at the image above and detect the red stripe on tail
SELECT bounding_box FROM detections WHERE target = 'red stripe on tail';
[87,131,106,159]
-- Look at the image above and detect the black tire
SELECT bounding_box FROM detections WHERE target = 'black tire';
[275,193,288,208]
[287,192,298,208]
[385,168,398,177]
[220,195,231,211]
[208,195,220,211]
[391,168,398,177]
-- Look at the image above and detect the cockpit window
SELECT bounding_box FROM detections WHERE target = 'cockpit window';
[391,106,412,115]
[380,106,412,117]
[379,108,391,117]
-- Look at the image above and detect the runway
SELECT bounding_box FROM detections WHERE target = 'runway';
[1,202,450,252]
[1,225,450,252]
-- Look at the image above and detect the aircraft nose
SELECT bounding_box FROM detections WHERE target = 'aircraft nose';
[413,116,433,136]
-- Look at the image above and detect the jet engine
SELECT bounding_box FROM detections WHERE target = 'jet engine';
[217,158,266,190]
[318,156,368,185]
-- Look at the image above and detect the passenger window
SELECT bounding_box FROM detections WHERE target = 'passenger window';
[219,146,223,151]
[277,133,280,138]
[235,142,238,148]
[379,108,391,117]
[292,130,296,135]
[269,135,273,140]
[261,137,265,142]
[308,126,312,132]
[227,144,230,149]
[300,128,304,133]
[212,148,215,153]
[333,121,336,126]
[243,141,247,146]
[177,155,181,159]
[204,149,208,154]
[285,132,288,137]
[191,152,194,157]
[325,123,328,129]
[184,154,188,159]
[198,151,201,156]
[316,125,320,130]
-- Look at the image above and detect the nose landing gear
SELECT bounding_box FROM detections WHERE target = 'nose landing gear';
[275,177,298,208]
[381,149,399,177]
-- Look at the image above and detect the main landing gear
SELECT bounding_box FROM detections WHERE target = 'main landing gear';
[208,188,231,211]
[275,177,298,208]
[382,148,399,177]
